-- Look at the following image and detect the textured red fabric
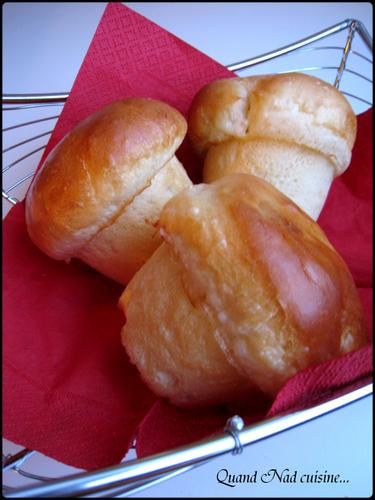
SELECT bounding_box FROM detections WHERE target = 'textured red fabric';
[3,201,156,469]
[267,345,373,417]
[3,2,232,470]
[3,1,372,470]
[318,107,373,288]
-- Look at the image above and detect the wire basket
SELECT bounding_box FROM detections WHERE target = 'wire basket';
[2,18,373,498]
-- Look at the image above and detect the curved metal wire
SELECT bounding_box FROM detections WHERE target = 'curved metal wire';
[275,65,372,84]
[4,384,373,498]
[2,145,47,173]
[3,93,69,104]
[258,45,372,65]
[2,450,36,472]
[3,103,65,110]
[13,468,55,483]
[351,49,373,63]
[341,91,372,105]
[4,172,35,193]
[2,131,53,153]
[2,191,19,204]
[3,115,59,132]
[227,18,372,72]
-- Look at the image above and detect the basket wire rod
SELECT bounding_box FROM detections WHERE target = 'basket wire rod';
[2,145,47,173]
[2,449,35,472]
[5,382,372,499]
[2,93,69,105]
[3,486,16,492]
[284,45,344,54]
[3,131,52,153]
[3,61,373,116]
[12,468,55,483]
[280,45,372,65]
[82,462,206,498]
[356,19,373,50]
[4,172,35,194]
[1,20,371,107]
[3,103,65,110]
[3,115,59,132]
[335,20,357,88]
[276,65,372,84]
[227,18,356,72]
[341,91,372,106]
[341,67,372,83]
[3,456,204,498]
[1,191,19,205]
[349,49,372,64]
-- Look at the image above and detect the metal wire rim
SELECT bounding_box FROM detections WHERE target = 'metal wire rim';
[4,384,373,498]
[2,19,372,106]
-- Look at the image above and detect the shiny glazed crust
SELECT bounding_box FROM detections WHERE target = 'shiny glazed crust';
[25,98,191,283]
[120,243,255,407]
[120,173,368,405]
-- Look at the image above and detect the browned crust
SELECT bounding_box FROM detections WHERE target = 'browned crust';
[157,173,368,396]
[25,98,187,260]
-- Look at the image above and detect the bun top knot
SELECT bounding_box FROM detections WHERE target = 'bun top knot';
[188,73,356,175]
[26,98,187,260]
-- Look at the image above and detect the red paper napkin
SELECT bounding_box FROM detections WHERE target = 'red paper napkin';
[3,2,372,470]
[3,2,232,471]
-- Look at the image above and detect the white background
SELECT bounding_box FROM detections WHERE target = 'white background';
[2,2,373,497]
[3,2,373,94]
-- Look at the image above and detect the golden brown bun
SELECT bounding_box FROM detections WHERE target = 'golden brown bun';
[204,139,335,220]
[120,173,367,405]
[120,243,255,407]
[25,98,191,284]
[188,73,357,219]
[77,155,190,284]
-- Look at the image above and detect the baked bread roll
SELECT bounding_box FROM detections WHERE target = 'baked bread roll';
[25,98,192,284]
[120,173,367,406]
[119,243,255,407]
[188,73,357,220]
